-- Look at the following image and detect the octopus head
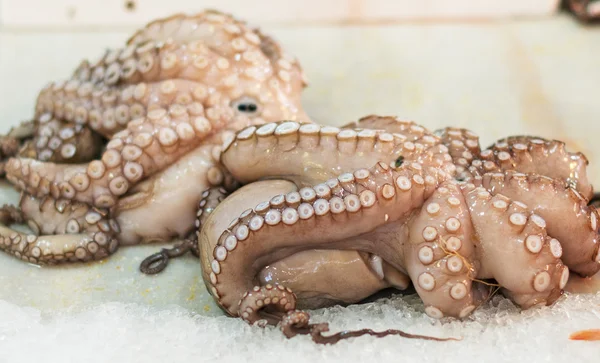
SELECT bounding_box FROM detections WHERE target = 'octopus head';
[121,10,311,128]
[224,30,310,126]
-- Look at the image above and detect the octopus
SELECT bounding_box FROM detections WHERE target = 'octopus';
[0,10,310,264]
[192,116,600,343]
[1,9,599,346]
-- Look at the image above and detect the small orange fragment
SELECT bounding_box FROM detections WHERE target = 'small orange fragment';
[569,329,600,341]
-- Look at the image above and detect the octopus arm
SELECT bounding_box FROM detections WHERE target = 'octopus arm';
[221,120,453,186]
[434,127,481,181]
[404,180,490,318]
[202,161,443,319]
[198,180,393,311]
[477,136,592,199]
[463,183,568,309]
[403,180,564,318]
[478,171,600,277]
[0,195,119,264]
[19,117,103,163]
[341,115,432,140]
[5,104,221,208]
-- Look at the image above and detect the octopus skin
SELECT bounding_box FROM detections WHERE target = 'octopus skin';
[196,116,600,342]
[0,10,310,265]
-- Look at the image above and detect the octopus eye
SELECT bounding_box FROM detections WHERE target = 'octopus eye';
[232,96,261,116]
[394,156,404,168]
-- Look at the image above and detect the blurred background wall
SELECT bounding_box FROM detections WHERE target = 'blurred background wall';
[1,0,561,29]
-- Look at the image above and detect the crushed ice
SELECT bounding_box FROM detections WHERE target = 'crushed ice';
[1,292,599,363]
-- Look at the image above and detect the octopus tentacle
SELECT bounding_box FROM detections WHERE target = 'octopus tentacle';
[0,195,119,264]
[199,180,397,309]
[139,238,197,274]
[201,161,446,316]
[221,119,453,186]
[37,76,227,139]
[478,171,600,276]
[6,103,226,208]
[405,181,491,319]
[195,187,229,231]
[199,179,301,285]
[200,163,463,342]
[474,136,592,199]
[434,127,481,181]
[238,284,298,326]
[340,115,426,138]
[279,309,459,344]
[240,285,457,344]
[462,184,567,308]
[19,116,103,163]
[0,120,35,176]
[18,193,118,236]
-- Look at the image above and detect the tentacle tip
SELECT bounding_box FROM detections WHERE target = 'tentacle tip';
[139,251,169,275]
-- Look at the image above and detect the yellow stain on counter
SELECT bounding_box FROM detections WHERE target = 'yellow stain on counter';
[141,288,151,297]
[187,275,201,302]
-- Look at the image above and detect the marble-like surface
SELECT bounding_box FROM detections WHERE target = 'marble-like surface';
[0,14,600,347]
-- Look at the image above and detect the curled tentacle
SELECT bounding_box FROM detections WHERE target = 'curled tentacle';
[461,184,567,308]
[472,136,592,199]
[0,204,24,225]
[239,285,459,344]
[6,102,227,207]
[0,120,35,176]
[477,171,600,277]
[434,127,481,181]
[238,284,297,326]
[201,161,448,316]
[19,116,104,163]
[139,238,197,274]
[0,194,119,265]
[198,180,395,310]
